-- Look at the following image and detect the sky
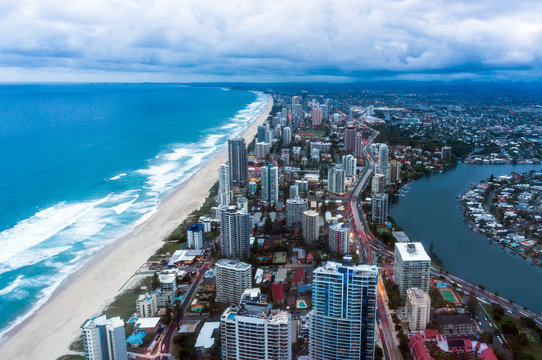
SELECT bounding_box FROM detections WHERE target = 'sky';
[1,0,542,82]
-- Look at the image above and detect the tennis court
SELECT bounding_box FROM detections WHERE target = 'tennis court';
[440,288,459,303]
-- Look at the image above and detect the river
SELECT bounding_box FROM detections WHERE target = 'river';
[390,162,542,314]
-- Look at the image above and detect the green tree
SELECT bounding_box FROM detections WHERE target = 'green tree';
[151,272,160,290]
[264,215,272,235]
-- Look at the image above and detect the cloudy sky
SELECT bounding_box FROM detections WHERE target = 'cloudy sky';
[1,0,542,82]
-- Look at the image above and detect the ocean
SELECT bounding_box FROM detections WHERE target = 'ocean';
[0,84,268,339]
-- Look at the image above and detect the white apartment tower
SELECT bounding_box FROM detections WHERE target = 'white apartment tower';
[371,192,389,224]
[328,222,350,255]
[327,164,345,194]
[394,242,432,297]
[81,315,127,360]
[286,197,308,228]
[302,210,320,244]
[342,154,357,176]
[371,173,386,194]
[261,164,279,204]
[221,301,292,360]
[309,262,378,360]
[220,206,251,259]
[283,126,292,146]
[376,144,390,184]
[406,288,431,331]
[218,163,231,206]
[187,223,204,250]
[215,259,252,304]
[136,293,157,318]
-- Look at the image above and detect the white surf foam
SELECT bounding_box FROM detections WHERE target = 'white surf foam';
[0,275,24,297]
[108,173,127,181]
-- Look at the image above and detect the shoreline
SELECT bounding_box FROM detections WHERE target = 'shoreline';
[0,93,273,360]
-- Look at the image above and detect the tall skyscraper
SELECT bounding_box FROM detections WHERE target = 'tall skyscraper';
[215,259,252,304]
[289,184,299,199]
[261,164,279,204]
[309,262,378,360]
[406,288,431,331]
[344,123,357,152]
[327,164,345,194]
[257,125,267,143]
[221,291,292,360]
[282,126,292,146]
[187,223,204,250]
[328,222,350,255]
[342,154,357,176]
[371,192,388,224]
[371,173,386,194]
[348,106,353,122]
[394,242,431,297]
[442,146,452,160]
[220,206,251,259]
[354,133,364,158]
[312,106,322,126]
[302,210,319,244]
[389,160,401,183]
[376,144,390,183]
[255,142,271,159]
[286,196,308,228]
[228,137,248,187]
[218,163,230,206]
[81,315,127,360]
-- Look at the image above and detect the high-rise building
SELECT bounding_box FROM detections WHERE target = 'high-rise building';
[289,184,299,199]
[406,288,431,331]
[371,192,388,224]
[442,146,452,160]
[344,123,357,152]
[376,144,390,183]
[237,196,248,213]
[389,160,401,183]
[321,104,328,119]
[312,106,322,126]
[221,294,292,360]
[215,259,252,304]
[328,222,350,255]
[371,174,386,194]
[81,315,127,360]
[302,210,319,244]
[255,142,271,159]
[228,137,248,187]
[220,206,251,259]
[309,262,378,360]
[281,107,288,121]
[218,164,231,206]
[286,197,308,228]
[282,126,292,146]
[257,125,267,143]
[394,242,431,297]
[261,164,279,204]
[348,107,353,122]
[354,133,364,158]
[342,154,357,176]
[187,223,204,250]
[136,293,157,318]
[327,165,345,194]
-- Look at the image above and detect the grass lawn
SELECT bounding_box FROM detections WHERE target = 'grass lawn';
[104,276,153,322]
[273,251,287,264]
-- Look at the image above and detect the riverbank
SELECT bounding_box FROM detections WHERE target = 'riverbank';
[459,171,542,265]
[390,162,542,314]
[0,94,273,360]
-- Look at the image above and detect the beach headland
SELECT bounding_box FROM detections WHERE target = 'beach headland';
[0,93,273,360]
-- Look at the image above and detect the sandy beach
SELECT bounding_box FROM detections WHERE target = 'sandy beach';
[0,94,273,360]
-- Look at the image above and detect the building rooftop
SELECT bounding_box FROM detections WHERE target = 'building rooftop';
[135,317,161,329]
[393,231,411,243]
[195,322,220,349]
[215,258,251,271]
[395,242,431,262]
[315,261,378,275]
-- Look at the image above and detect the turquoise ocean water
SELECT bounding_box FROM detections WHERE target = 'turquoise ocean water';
[0,84,268,339]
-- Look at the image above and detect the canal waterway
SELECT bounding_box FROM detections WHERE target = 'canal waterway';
[390,162,542,314]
